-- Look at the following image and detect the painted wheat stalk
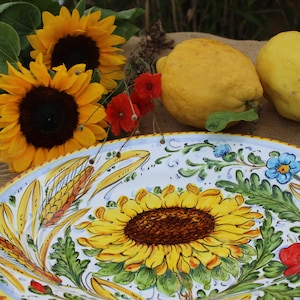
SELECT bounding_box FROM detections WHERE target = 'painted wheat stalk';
[40,165,94,227]
[0,236,61,284]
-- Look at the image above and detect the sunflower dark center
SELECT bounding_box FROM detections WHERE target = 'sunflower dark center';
[124,207,216,245]
[19,86,79,149]
[51,35,100,69]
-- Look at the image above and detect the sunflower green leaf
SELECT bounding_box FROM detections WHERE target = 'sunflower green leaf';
[0,2,41,50]
[0,21,20,73]
[205,108,259,132]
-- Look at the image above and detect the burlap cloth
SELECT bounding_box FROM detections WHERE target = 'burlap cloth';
[0,32,299,187]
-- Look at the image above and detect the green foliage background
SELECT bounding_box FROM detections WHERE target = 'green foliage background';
[84,0,300,40]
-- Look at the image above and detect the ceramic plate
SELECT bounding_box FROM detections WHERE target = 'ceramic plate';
[0,132,300,300]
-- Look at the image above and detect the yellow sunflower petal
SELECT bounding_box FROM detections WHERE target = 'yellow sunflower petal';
[73,126,96,147]
[12,144,35,172]
[76,83,105,105]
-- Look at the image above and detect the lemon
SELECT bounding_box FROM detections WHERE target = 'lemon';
[156,38,263,130]
[256,30,300,122]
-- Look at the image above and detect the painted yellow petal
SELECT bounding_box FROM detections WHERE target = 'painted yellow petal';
[216,215,255,226]
[166,245,180,272]
[224,244,243,258]
[86,223,124,235]
[205,245,230,257]
[179,189,198,208]
[189,241,208,252]
[145,245,166,268]
[136,189,162,210]
[123,245,152,269]
[162,186,181,208]
[156,261,168,276]
[210,197,242,217]
[177,243,193,257]
[97,252,128,263]
[103,209,130,224]
[177,255,191,273]
[193,249,219,268]
[200,236,223,246]
[215,224,254,235]
[212,230,255,242]
[118,196,143,217]
[196,189,222,211]
[98,240,134,256]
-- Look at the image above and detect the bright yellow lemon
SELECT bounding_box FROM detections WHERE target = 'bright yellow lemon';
[156,38,263,130]
[256,30,300,122]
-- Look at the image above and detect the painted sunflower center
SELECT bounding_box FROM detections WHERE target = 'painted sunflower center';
[124,207,215,245]
[51,35,100,70]
[19,86,78,149]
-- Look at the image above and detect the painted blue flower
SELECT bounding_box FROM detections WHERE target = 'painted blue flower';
[213,144,231,158]
[265,153,300,184]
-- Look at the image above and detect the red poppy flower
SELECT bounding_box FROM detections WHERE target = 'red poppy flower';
[279,243,300,276]
[133,73,161,99]
[106,93,140,136]
[130,90,155,117]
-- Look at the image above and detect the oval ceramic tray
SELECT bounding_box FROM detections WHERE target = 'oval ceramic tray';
[0,132,300,300]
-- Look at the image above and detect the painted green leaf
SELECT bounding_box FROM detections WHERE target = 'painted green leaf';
[211,265,230,281]
[178,167,199,177]
[134,266,156,290]
[220,257,240,277]
[263,260,286,278]
[50,227,90,287]
[113,270,135,285]
[248,152,265,165]
[0,21,20,73]
[0,2,41,50]
[205,108,259,132]
[191,264,211,286]
[178,273,193,290]
[156,271,179,297]
[95,261,124,277]
[222,151,237,162]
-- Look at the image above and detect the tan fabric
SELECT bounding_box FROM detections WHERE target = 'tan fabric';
[1,32,299,187]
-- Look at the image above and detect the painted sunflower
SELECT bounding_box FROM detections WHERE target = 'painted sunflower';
[78,184,262,276]
[27,6,126,92]
[0,54,107,172]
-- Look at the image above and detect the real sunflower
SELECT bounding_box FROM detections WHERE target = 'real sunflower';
[0,54,107,172]
[77,184,262,276]
[27,6,126,92]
